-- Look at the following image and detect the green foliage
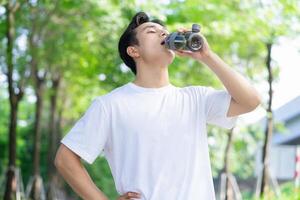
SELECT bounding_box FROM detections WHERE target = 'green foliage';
[242,181,300,200]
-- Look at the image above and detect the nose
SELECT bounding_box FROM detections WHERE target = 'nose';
[160,28,168,37]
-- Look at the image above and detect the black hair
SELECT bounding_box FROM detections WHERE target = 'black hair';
[118,11,165,75]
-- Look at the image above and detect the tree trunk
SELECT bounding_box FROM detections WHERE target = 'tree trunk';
[259,43,273,197]
[29,30,47,200]
[47,74,63,199]
[33,86,44,177]
[223,128,234,200]
[47,75,60,178]
[4,103,18,200]
[30,77,46,200]
[4,1,23,199]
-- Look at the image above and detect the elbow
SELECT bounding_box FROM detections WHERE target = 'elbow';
[248,93,262,111]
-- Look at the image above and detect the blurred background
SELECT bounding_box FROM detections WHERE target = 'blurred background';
[0,0,300,199]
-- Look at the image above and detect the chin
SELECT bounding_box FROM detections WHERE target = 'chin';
[149,49,175,65]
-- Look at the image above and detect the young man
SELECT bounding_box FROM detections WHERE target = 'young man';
[54,12,261,200]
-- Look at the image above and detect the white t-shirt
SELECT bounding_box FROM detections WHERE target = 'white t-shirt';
[61,82,238,200]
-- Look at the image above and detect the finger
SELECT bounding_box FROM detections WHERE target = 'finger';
[175,50,192,57]
[183,50,193,55]
[118,192,140,200]
[126,192,141,199]
[177,27,188,33]
[175,50,186,57]
[175,50,188,56]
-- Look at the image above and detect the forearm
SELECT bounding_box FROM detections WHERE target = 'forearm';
[200,52,261,108]
[55,146,109,200]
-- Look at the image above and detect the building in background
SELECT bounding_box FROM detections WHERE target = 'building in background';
[255,96,300,183]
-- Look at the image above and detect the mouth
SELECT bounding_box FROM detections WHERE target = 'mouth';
[160,39,166,45]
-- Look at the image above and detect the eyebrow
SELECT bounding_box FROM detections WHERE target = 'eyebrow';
[142,25,167,32]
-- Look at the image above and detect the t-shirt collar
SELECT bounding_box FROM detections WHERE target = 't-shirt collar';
[127,82,174,93]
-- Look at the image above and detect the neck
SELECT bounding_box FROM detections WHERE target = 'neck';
[133,62,170,88]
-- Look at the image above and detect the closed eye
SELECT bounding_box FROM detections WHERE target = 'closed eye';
[147,30,156,33]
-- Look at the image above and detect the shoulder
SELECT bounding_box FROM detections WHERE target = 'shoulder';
[93,83,130,107]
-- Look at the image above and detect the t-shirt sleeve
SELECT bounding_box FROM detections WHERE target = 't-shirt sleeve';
[202,86,238,129]
[60,97,109,164]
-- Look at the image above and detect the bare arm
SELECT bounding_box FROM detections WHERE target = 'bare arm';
[175,29,262,117]
[201,52,262,117]
[54,144,109,200]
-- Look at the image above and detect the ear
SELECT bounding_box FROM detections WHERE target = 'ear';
[126,46,140,58]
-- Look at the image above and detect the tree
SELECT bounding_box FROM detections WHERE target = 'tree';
[25,1,59,199]
[3,1,28,199]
